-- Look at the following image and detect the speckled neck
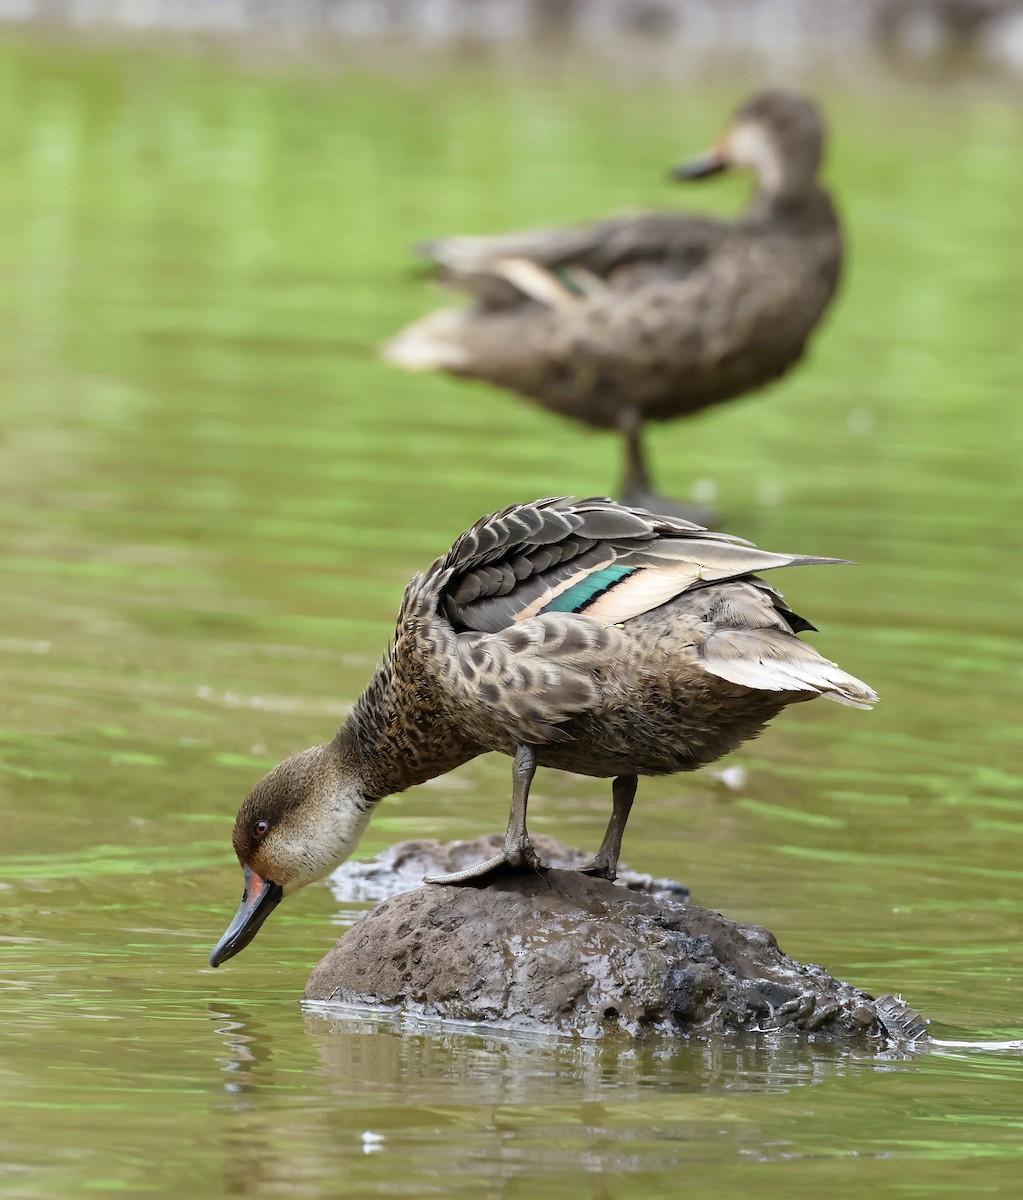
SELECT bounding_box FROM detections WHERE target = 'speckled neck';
[336,653,479,803]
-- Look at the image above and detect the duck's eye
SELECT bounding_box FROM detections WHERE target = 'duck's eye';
[254,819,269,839]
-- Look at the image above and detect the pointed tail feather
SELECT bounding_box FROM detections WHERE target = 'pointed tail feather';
[701,628,878,709]
[381,308,469,371]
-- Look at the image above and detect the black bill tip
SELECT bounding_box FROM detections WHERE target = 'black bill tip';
[209,865,283,968]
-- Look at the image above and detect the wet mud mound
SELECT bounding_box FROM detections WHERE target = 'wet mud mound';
[310,840,888,1040]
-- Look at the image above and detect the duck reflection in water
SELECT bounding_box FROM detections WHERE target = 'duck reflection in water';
[209,1003,275,1098]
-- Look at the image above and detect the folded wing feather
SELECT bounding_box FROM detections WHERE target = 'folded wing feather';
[447,508,846,635]
[430,498,876,715]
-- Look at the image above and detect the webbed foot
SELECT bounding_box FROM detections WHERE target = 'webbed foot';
[576,855,617,882]
[425,837,546,886]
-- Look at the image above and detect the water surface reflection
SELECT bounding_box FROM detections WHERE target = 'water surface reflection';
[0,32,1021,1200]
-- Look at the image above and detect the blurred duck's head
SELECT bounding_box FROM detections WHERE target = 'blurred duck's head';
[671,89,826,196]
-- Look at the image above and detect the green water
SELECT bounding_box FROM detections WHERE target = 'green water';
[1,34,1021,1199]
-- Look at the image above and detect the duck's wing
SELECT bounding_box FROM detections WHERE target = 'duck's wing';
[420,212,728,306]
[407,498,862,743]
[438,496,836,635]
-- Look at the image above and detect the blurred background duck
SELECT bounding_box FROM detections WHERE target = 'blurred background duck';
[209,497,875,967]
[384,89,843,518]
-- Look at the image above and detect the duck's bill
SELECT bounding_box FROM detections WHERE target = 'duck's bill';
[669,150,729,181]
[209,866,283,968]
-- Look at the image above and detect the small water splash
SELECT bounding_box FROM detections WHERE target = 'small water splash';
[876,995,1023,1053]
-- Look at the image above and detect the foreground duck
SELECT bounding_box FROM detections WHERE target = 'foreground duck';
[383,89,842,512]
[209,497,875,967]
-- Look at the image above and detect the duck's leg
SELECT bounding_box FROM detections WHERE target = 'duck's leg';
[425,745,545,885]
[618,407,652,504]
[578,775,637,881]
[617,406,717,524]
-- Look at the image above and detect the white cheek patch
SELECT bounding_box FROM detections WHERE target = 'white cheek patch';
[277,786,375,895]
[728,122,783,193]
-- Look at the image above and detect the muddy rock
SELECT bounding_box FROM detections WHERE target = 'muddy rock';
[310,840,885,1040]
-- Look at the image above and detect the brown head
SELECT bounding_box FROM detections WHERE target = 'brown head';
[671,89,827,197]
[208,737,371,967]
